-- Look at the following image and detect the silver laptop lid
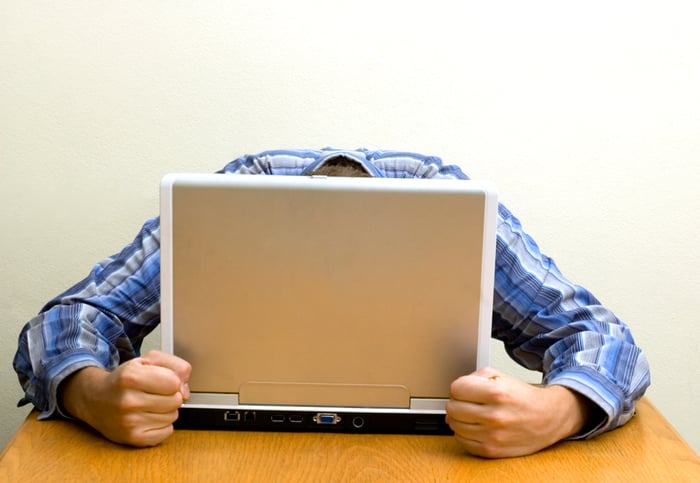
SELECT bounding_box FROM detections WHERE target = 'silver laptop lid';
[161,174,497,411]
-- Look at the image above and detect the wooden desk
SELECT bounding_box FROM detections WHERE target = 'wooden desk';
[1,398,697,482]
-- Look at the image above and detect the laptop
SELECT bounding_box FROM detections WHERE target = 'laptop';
[160,173,498,434]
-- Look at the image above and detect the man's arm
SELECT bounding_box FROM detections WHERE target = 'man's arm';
[13,217,164,421]
[446,203,650,457]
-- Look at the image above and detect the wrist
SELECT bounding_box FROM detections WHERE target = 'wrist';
[545,385,597,439]
[58,366,109,423]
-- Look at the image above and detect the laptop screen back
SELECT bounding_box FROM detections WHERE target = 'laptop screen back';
[161,174,497,418]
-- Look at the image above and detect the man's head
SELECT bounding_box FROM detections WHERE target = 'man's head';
[309,155,372,178]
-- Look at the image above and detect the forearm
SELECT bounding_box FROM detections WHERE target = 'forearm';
[13,217,163,417]
[500,286,650,436]
[58,366,111,422]
[491,203,650,435]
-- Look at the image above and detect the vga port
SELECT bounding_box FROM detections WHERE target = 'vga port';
[313,413,341,425]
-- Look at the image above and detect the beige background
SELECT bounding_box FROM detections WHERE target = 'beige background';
[1,2,698,453]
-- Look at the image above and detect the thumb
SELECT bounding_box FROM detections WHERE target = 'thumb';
[472,366,502,381]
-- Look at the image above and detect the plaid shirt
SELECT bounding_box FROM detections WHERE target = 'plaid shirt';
[14,148,650,438]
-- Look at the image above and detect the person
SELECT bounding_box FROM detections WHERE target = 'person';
[13,148,650,458]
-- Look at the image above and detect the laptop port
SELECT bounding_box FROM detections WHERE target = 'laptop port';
[224,410,241,422]
[289,415,304,424]
[243,411,256,422]
[352,416,365,429]
[313,413,341,425]
[270,415,285,423]
[414,419,440,432]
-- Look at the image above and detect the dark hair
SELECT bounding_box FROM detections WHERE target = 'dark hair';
[309,156,372,178]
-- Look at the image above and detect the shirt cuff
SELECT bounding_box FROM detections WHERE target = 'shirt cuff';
[40,354,107,420]
[544,366,631,440]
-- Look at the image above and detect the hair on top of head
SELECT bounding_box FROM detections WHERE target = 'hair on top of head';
[309,155,373,178]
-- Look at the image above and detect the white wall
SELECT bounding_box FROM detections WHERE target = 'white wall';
[1,1,698,453]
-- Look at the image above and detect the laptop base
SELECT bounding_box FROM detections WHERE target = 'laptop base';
[175,407,453,435]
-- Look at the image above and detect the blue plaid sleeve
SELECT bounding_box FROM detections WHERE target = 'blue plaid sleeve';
[491,203,650,437]
[13,217,163,418]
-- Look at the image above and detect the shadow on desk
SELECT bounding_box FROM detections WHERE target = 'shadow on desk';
[1,398,698,481]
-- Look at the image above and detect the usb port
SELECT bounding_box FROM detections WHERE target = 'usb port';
[270,414,285,423]
[313,413,341,425]
[289,415,304,424]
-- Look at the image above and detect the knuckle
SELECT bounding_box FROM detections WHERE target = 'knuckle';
[117,392,141,412]
[484,409,511,428]
[487,384,509,403]
[488,429,507,447]
[116,367,140,390]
